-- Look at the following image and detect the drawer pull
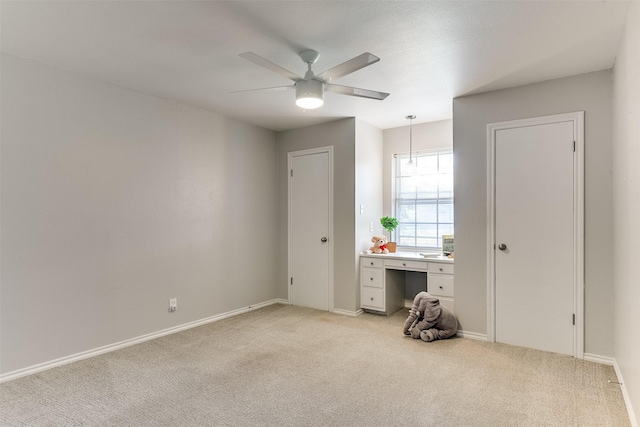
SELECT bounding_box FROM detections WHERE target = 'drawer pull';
[370,277,374,281]
[439,267,443,272]
[370,297,374,301]
[370,262,374,266]
[403,263,406,266]
[439,286,443,289]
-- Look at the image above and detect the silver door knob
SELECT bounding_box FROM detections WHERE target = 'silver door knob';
[321,237,328,243]
[498,243,507,251]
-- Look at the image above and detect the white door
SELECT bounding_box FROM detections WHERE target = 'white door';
[491,114,583,356]
[289,148,332,311]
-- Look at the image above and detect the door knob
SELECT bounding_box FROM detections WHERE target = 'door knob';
[321,237,328,243]
[498,243,507,251]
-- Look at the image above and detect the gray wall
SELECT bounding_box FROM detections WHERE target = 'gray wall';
[613,2,640,422]
[453,70,614,357]
[355,119,384,254]
[0,54,278,375]
[355,120,384,308]
[276,119,360,313]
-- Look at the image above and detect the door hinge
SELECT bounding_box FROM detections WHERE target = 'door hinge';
[290,169,293,177]
[572,314,575,325]
[573,141,576,152]
[290,277,293,285]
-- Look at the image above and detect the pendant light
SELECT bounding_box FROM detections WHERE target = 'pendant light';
[405,115,417,174]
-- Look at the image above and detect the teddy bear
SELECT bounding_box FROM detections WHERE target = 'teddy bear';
[403,291,458,342]
[369,235,389,254]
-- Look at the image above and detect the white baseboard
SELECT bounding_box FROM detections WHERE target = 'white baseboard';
[583,353,615,365]
[332,308,363,317]
[0,298,288,384]
[613,360,638,427]
[457,330,488,341]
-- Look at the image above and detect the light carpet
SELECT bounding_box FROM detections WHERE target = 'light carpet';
[0,304,630,426]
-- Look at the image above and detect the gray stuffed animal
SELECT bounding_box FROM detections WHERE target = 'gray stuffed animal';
[403,291,458,342]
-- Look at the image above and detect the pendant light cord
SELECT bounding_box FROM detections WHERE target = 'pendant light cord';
[406,115,416,164]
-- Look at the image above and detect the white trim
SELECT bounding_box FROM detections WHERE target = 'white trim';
[389,152,398,234]
[583,353,615,366]
[393,146,453,158]
[392,148,454,248]
[614,360,639,427]
[0,299,289,384]
[287,146,334,312]
[332,308,363,317]
[486,112,585,358]
[456,330,488,341]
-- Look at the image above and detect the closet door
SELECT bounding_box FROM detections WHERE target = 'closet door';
[491,114,582,356]
[288,147,332,311]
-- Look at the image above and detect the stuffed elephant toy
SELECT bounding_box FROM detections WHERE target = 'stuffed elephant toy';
[403,291,458,342]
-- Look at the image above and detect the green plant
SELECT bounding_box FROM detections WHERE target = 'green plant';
[380,216,399,239]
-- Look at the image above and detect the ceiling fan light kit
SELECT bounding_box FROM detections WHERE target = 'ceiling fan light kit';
[237,49,389,109]
[296,78,324,109]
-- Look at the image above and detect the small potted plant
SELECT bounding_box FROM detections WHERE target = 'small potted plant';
[380,216,399,253]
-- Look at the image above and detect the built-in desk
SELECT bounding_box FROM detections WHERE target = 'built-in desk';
[360,252,454,315]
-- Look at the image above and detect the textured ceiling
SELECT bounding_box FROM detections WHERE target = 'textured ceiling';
[0,1,632,131]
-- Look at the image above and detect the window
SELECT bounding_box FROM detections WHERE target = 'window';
[394,150,453,250]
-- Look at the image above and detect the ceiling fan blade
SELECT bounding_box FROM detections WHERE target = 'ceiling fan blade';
[325,83,389,100]
[230,85,294,94]
[316,53,380,82]
[239,52,302,82]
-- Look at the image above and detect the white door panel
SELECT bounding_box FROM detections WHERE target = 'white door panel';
[494,121,575,356]
[289,149,331,311]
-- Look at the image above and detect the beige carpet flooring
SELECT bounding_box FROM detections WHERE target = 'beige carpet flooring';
[0,304,630,426]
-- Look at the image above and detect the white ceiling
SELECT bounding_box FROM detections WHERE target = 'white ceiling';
[0,1,632,131]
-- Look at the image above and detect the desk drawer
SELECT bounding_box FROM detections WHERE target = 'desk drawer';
[361,267,383,289]
[362,257,384,268]
[428,274,454,297]
[385,259,427,271]
[361,287,385,311]
[428,262,454,275]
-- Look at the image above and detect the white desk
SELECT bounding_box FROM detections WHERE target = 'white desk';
[360,252,454,315]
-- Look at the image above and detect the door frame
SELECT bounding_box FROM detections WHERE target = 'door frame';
[287,146,334,311]
[486,111,584,357]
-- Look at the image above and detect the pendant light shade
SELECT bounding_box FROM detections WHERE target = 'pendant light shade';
[296,79,324,109]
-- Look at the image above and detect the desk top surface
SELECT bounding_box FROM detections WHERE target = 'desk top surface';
[360,251,454,264]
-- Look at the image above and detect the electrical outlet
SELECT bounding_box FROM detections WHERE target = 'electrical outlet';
[169,298,177,312]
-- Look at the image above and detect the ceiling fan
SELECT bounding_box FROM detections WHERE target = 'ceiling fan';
[236,50,390,109]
